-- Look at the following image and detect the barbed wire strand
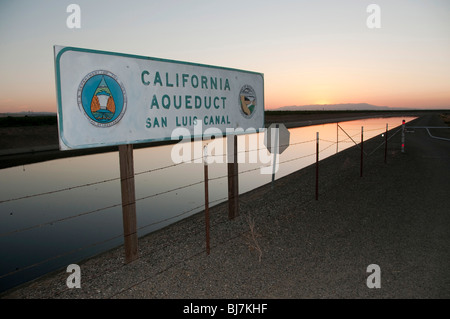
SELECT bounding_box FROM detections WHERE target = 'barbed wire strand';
[0,180,205,238]
[0,138,331,205]
[0,125,404,284]
[367,128,402,156]
[0,196,228,282]
[0,130,395,239]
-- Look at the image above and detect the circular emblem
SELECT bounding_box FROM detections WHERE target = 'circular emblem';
[239,85,256,118]
[77,70,127,127]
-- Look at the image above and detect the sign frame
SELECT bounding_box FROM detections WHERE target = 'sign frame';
[54,46,265,150]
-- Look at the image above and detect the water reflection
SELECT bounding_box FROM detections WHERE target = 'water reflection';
[0,116,415,292]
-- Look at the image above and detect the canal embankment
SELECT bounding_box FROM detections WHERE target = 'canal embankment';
[2,113,449,299]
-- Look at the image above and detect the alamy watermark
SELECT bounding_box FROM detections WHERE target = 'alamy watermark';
[65,4,381,31]
[366,264,381,288]
[367,4,381,29]
[66,264,81,288]
[66,4,81,29]
[63,2,382,172]
[170,122,281,175]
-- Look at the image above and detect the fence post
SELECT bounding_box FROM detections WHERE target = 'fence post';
[316,132,319,200]
[227,134,239,219]
[336,122,339,154]
[271,124,279,190]
[360,126,364,178]
[203,145,210,255]
[118,144,138,264]
[401,119,405,153]
[384,123,388,164]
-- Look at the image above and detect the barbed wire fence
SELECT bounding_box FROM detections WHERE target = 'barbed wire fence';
[0,120,405,295]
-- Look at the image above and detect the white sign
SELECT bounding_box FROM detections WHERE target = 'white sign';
[54,46,264,150]
[265,123,290,154]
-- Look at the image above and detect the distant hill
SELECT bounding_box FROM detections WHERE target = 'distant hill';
[276,103,410,111]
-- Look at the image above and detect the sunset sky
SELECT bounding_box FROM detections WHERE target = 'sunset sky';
[1,0,449,113]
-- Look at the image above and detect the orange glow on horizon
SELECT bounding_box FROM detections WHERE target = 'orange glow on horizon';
[314,100,332,105]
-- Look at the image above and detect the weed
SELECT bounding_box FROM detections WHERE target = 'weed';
[243,213,262,262]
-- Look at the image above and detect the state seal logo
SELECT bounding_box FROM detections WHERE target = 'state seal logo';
[239,85,256,118]
[77,70,127,127]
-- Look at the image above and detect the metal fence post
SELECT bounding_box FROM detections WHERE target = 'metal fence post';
[360,126,364,177]
[271,124,279,190]
[316,132,319,200]
[336,122,339,154]
[401,119,405,153]
[384,123,388,164]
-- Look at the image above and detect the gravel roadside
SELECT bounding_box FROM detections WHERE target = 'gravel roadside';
[1,114,449,300]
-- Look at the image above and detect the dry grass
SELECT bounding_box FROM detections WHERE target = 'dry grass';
[243,213,263,262]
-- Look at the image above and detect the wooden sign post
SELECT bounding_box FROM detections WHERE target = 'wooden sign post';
[227,135,239,220]
[203,145,211,255]
[118,144,138,263]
